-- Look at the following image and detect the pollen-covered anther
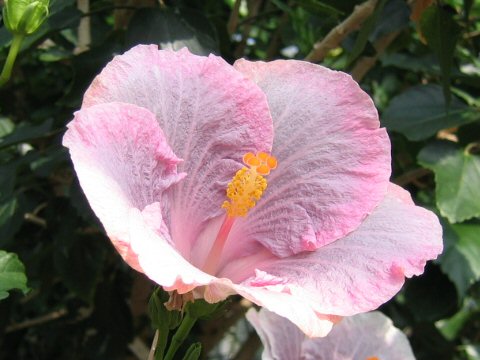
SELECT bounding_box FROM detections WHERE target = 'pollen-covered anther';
[222,152,276,217]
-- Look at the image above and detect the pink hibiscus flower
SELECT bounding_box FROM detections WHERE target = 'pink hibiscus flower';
[63,45,442,337]
[247,308,415,360]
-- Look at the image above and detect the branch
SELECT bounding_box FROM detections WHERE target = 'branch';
[129,337,150,360]
[350,30,400,82]
[232,331,261,360]
[227,0,242,36]
[266,11,289,60]
[234,0,263,58]
[200,299,251,354]
[393,168,432,187]
[6,308,68,333]
[350,0,423,81]
[75,0,91,54]
[113,0,155,30]
[24,213,47,228]
[305,0,378,63]
[147,330,159,360]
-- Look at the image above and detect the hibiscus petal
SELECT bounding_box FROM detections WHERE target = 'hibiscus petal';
[245,307,304,360]
[233,283,336,337]
[301,312,415,360]
[82,45,274,259]
[232,59,391,257]
[63,102,185,271]
[247,308,415,360]
[128,202,214,292]
[223,184,442,334]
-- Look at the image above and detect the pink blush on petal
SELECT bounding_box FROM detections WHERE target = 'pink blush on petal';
[232,59,391,257]
[63,102,186,271]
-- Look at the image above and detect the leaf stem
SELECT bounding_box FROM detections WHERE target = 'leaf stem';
[148,330,159,360]
[0,34,25,87]
[305,0,378,62]
[163,313,197,360]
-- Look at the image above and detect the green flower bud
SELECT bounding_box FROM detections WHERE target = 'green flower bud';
[3,0,49,35]
[182,343,201,360]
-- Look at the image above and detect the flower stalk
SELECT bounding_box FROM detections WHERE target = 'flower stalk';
[0,34,24,87]
[163,313,197,360]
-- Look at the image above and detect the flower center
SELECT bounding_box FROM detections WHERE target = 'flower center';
[222,152,277,217]
[202,152,277,275]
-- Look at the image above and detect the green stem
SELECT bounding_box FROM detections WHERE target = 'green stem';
[0,34,25,87]
[163,313,197,360]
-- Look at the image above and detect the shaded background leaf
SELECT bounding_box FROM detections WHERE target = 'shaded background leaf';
[420,4,461,104]
[382,84,480,141]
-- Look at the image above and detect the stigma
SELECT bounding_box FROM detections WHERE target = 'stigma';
[222,152,277,217]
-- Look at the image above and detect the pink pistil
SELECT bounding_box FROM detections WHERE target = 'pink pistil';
[203,216,236,275]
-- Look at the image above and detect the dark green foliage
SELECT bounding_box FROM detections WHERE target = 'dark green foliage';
[0,0,479,359]
[420,4,461,103]
[383,85,479,141]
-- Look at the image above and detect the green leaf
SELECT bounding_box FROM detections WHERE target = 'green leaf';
[453,224,480,274]
[0,250,29,300]
[125,9,219,56]
[463,345,480,360]
[182,342,201,360]
[382,84,480,141]
[53,231,105,302]
[436,303,474,341]
[149,288,180,330]
[0,118,53,149]
[418,141,480,223]
[409,322,456,359]
[381,53,438,73]
[420,5,461,104]
[370,0,410,42]
[149,290,169,360]
[0,196,24,248]
[86,276,133,359]
[59,39,121,108]
[404,264,458,322]
[306,0,363,14]
[30,146,68,177]
[51,203,106,302]
[185,298,226,320]
[463,0,474,20]
[293,0,343,16]
[0,117,14,137]
[439,223,480,297]
[347,0,387,66]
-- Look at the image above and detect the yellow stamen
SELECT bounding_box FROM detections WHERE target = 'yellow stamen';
[366,357,380,360]
[222,152,277,217]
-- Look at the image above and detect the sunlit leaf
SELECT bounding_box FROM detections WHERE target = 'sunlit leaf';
[418,141,480,222]
[439,223,480,297]
[0,250,29,300]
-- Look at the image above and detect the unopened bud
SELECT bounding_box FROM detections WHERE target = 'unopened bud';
[3,0,49,35]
